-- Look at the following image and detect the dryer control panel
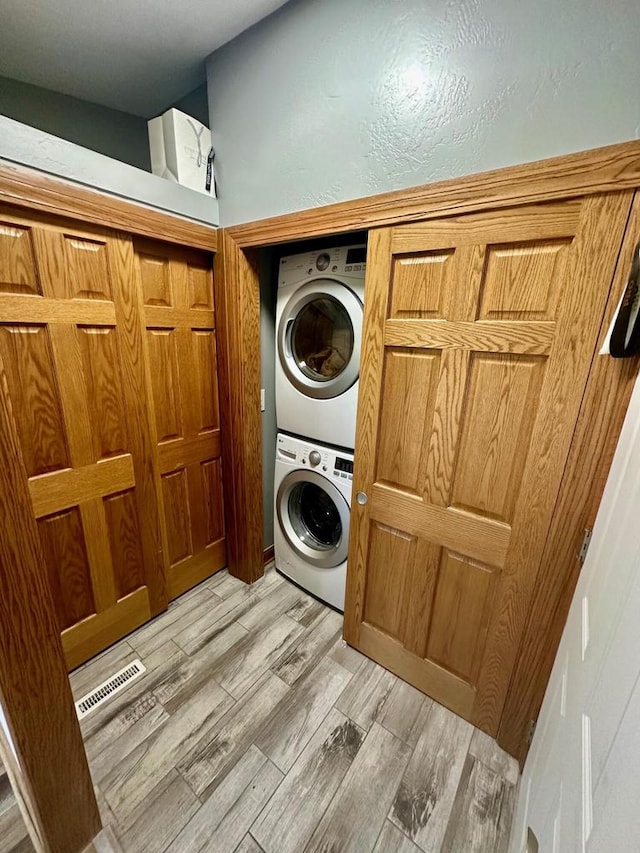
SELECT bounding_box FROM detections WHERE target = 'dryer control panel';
[279,244,366,288]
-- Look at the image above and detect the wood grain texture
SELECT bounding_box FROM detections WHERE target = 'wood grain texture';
[0,162,217,251]
[251,708,364,853]
[306,723,411,853]
[0,207,168,669]
[346,192,634,743]
[56,564,521,852]
[226,140,640,247]
[498,191,640,763]
[213,232,263,583]
[134,237,226,600]
[390,703,473,850]
[29,455,135,517]
[440,756,515,853]
[0,353,101,851]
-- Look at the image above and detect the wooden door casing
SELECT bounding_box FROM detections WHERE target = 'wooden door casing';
[0,207,166,670]
[344,193,634,737]
[134,237,226,600]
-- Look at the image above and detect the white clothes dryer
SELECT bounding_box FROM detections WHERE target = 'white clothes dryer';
[274,432,353,612]
[276,244,366,450]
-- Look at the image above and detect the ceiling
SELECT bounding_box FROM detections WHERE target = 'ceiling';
[0,0,290,117]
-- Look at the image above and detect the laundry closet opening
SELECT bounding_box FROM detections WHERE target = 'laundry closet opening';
[258,232,368,558]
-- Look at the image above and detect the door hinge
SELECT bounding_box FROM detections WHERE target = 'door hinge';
[578,528,593,563]
[526,719,537,746]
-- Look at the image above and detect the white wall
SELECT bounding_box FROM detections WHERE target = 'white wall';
[206,0,640,226]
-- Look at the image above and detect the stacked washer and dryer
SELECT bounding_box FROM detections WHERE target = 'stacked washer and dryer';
[273,245,366,611]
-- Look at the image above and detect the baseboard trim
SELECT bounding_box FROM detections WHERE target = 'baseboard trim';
[263,545,275,565]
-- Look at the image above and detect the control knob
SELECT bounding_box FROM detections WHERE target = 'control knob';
[308,450,321,467]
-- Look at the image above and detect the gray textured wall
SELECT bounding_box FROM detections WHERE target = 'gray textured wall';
[207,0,640,226]
[0,75,152,170]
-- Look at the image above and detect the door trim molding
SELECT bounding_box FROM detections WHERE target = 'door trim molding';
[0,160,217,251]
[227,140,640,247]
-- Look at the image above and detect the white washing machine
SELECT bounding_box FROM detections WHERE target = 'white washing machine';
[276,244,366,450]
[274,432,353,612]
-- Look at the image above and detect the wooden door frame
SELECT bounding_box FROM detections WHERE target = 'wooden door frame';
[221,139,640,762]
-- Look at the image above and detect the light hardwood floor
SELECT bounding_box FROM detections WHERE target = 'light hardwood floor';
[1,565,519,853]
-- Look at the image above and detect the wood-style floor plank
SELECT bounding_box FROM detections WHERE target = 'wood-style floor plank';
[64,567,520,853]
[377,679,433,747]
[211,614,304,699]
[305,722,412,853]
[102,677,233,821]
[335,656,397,731]
[255,656,353,772]
[171,586,260,656]
[374,821,424,853]
[440,756,517,853]
[271,608,343,686]
[115,770,199,853]
[390,702,474,850]
[178,672,290,798]
[251,708,364,853]
[166,746,282,853]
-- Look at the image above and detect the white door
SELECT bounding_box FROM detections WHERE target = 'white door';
[511,373,640,852]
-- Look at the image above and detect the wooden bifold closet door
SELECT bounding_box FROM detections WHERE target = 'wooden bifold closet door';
[344,192,634,737]
[0,206,226,670]
[133,237,226,601]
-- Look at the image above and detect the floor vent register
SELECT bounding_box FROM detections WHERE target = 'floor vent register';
[75,659,146,719]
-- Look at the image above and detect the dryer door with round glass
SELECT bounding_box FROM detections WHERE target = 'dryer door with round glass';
[278,281,363,399]
[277,469,350,568]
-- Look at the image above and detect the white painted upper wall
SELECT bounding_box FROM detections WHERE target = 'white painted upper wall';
[206,0,640,226]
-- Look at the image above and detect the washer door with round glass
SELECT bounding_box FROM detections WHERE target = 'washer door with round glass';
[277,470,350,569]
[278,280,363,400]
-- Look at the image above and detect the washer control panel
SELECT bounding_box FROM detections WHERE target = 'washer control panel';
[279,244,366,288]
[277,434,354,481]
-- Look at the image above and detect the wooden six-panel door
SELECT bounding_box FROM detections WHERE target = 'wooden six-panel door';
[0,207,167,670]
[134,238,226,600]
[344,193,633,736]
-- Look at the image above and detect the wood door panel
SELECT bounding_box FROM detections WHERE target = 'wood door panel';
[478,239,570,321]
[0,221,40,294]
[390,251,453,318]
[147,328,183,443]
[450,353,546,523]
[376,349,441,493]
[202,458,225,545]
[162,467,193,565]
[134,237,227,600]
[139,251,172,306]
[193,329,220,433]
[103,489,146,598]
[0,324,70,476]
[346,193,634,739]
[425,550,497,685]
[62,234,112,301]
[187,261,214,310]
[362,522,416,638]
[77,325,128,460]
[0,207,165,669]
[37,508,96,631]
